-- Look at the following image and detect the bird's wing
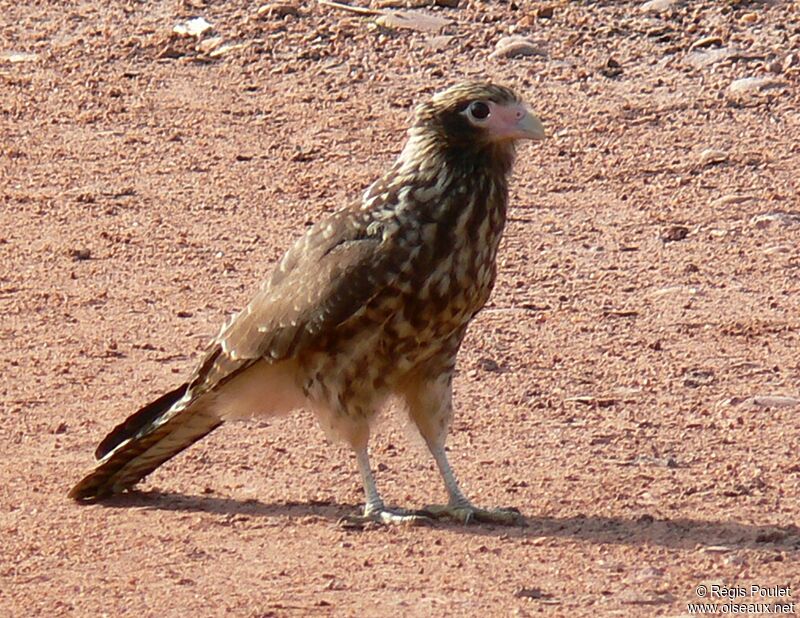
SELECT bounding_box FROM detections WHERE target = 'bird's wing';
[188,209,405,397]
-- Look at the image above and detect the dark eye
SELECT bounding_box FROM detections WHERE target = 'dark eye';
[468,101,490,121]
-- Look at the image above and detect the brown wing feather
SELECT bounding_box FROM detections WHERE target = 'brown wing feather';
[186,208,405,398]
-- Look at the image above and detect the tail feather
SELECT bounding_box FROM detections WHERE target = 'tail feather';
[95,383,189,460]
[69,391,222,502]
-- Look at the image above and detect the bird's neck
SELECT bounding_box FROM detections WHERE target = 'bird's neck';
[364,130,514,218]
[395,128,517,182]
[362,129,511,253]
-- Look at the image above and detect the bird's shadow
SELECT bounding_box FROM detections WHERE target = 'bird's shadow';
[98,490,800,552]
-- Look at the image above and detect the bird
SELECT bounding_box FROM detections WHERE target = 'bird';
[69,82,545,525]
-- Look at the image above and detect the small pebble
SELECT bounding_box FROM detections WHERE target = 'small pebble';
[698,148,727,166]
[661,225,689,242]
[490,36,547,60]
[640,0,681,13]
[728,76,787,94]
[690,35,723,50]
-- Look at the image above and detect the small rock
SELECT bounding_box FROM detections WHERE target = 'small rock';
[698,148,727,166]
[515,587,550,599]
[712,194,754,208]
[763,245,791,255]
[686,46,736,68]
[785,53,798,70]
[683,369,715,388]
[767,60,783,74]
[690,35,723,50]
[536,5,555,18]
[599,56,623,78]
[490,36,547,60]
[375,10,450,33]
[196,36,223,54]
[740,12,758,24]
[743,395,800,408]
[728,76,787,94]
[476,357,503,372]
[425,35,453,51]
[750,212,800,228]
[209,42,247,58]
[434,0,460,6]
[640,0,681,12]
[661,225,689,242]
[0,51,39,63]
[54,422,68,434]
[176,310,194,318]
[651,285,698,297]
[71,248,92,261]
[701,545,733,554]
[256,2,301,18]
[173,17,213,38]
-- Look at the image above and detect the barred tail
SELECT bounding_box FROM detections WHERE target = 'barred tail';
[68,386,222,502]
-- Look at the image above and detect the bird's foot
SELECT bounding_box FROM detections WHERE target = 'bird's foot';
[338,506,430,528]
[422,503,524,526]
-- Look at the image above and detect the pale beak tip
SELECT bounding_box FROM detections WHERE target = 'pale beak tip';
[521,113,545,141]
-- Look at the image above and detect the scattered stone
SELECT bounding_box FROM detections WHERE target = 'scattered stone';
[661,225,689,242]
[515,587,551,600]
[686,47,734,68]
[712,194,754,208]
[425,35,453,51]
[196,36,224,55]
[651,285,698,297]
[690,35,723,50]
[70,248,92,261]
[599,56,623,78]
[490,36,547,60]
[700,545,734,554]
[740,12,758,24]
[742,395,800,408]
[173,17,213,38]
[785,53,799,71]
[536,5,555,19]
[683,369,715,388]
[375,10,450,33]
[476,357,503,373]
[728,76,787,94]
[750,212,800,228]
[640,0,682,12]
[209,42,247,58]
[0,51,39,63]
[763,245,791,255]
[698,148,727,166]
[434,0,460,7]
[256,1,301,18]
[54,422,68,434]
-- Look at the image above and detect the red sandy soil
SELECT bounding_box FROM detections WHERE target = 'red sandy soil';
[2,1,799,616]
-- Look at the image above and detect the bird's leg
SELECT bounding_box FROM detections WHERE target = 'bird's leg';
[421,441,523,526]
[404,368,523,526]
[338,447,429,527]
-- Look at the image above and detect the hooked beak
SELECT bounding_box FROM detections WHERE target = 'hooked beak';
[487,102,546,142]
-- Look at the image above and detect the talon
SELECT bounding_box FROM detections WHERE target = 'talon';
[340,507,431,527]
[422,504,524,526]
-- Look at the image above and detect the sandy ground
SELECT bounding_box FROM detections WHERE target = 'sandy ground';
[2,0,800,616]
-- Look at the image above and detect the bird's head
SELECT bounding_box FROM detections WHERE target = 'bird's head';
[404,82,545,175]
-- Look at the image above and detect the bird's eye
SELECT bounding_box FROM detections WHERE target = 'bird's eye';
[467,101,491,121]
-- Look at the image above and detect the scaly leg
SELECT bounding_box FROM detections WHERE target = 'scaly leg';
[403,367,523,526]
[422,442,522,525]
[338,447,429,527]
